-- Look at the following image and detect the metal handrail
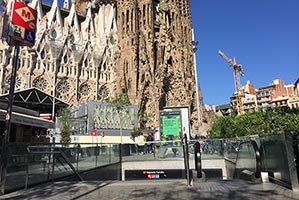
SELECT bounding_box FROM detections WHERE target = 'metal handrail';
[194,141,202,178]
[26,145,83,189]
[27,145,61,154]
[57,148,84,181]
[236,140,261,178]
[181,134,191,186]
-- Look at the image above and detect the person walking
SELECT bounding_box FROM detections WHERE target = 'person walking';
[146,131,154,154]
[137,133,145,155]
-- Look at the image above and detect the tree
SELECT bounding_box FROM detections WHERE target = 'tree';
[107,92,131,143]
[131,128,139,142]
[138,111,152,129]
[58,107,72,144]
[209,108,299,138]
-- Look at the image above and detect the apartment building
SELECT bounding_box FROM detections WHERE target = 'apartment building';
[243,93,257,111]
[289,79,299,109]
[229,79,299,113]
[256,85,273,110]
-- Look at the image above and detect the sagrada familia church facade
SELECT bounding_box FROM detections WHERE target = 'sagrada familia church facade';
[0,0,200,131]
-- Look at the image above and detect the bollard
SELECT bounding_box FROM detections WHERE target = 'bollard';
[182,134,191,186]
[194,142,202,178]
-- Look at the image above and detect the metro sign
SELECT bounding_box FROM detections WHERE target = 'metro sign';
[15,7,36,22]
[13,4,36,31]
[6,1,37,46]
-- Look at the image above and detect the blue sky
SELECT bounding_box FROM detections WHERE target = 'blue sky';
[190,0,299,105]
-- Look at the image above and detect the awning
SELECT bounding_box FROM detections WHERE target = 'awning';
[0,108,54,128]
[0,87,69,114]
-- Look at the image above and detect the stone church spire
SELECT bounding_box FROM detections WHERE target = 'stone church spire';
[47,0,64,29]
[63,0,70,9]
[0,0,200,131]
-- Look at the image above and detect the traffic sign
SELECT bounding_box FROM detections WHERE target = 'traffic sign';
[12,2,37,32]
[91,130,97,136]
[6,1,37,46]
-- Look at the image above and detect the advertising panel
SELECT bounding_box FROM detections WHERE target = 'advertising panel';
[159,109,182,140]
[162,116,180,136]
[164,106,190,140]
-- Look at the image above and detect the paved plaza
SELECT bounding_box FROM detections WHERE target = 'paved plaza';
[1,179,299,200]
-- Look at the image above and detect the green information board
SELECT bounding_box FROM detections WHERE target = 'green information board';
[159,109,182,139]
[162,117,180,135]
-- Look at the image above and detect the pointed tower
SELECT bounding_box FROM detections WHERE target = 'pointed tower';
[115,0,197,127]
[63,0,70,9]
[0,0,199,130]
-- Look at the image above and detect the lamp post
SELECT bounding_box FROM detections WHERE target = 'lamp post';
[34,40,64,141]
[52,78,57,123]
[47,40,64,123]
[191,29,201,136]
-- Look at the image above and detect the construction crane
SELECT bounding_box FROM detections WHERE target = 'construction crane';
[218,50,244,115]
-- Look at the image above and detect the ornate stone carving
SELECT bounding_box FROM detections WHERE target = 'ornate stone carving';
[33,77,48,90]
[0,0,200,132]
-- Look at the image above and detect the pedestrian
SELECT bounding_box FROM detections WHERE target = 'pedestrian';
[137,132,145,155]
[146,131,154,154]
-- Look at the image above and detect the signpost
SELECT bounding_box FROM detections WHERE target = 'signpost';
[0,1,37,194]
[6,1,37,46]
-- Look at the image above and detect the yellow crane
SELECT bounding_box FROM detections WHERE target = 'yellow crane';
[218,50,244,115]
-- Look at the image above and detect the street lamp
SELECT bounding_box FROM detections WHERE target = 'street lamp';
[47,39,64,123]
[191,29,201,136]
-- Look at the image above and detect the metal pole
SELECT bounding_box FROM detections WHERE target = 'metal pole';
[109,144,111,164]
[51,144,55,182]
[182,133,191,186]
[0,41,20,194]
[119,112,123,144]
[192,29,201,136]
[101,135,103,155]
[95,140,98,167]
[52,78,56,123]
[50,77,56,179]
[25,153,29,190]
[194,141,202,178]
[36,50,56,127]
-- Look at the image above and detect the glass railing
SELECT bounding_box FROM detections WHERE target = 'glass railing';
[120,139,227,162]
[234,140,261,179]
[218,135,260,162]
[259,134,291,187]
[3,133,296,193]
[232,133,296,187]
[189,139,225,159]
[5,143,28,193]
[120,140,184,162]
[4,142,121,193]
